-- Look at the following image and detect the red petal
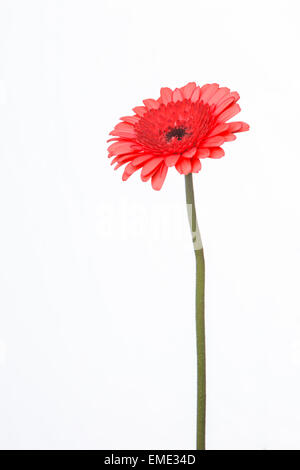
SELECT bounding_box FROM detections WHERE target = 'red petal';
[141,172,153,182]
[173,88,183,102]
[214,96,236,116]
[202,136,225,147]
[224,133,236,142]
[209,147,225,159]
[180,82,196,99]
[175,160,183,174]
[109,122,136,138]
[227,122,242,132]
[109,131,135,138]
[176,157,191,175]
[195,148,210,158]
[218,103,241,122]
[132,106,147,117]
[114,156,135,170]
[200,83,219,103]
[111,123,134,131]
[108,141,134,156]
[207,87,230,105]
[111,154,135,166]
[141,157,163,178]
[151,163,168,191]
[191,86,201,103]
[207,123,229,137]
[165,154,180,167]
[191,158,201,173]
[131,154,153,166]
[160,87,173,105]
[120,115,140,125]
[227,121,249,132]
[182,147,197,159]
[143,99,160,110]
[231,91,240,102]
[122,163,138,181]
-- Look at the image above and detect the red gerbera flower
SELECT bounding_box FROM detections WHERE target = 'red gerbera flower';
[108,82,249,190]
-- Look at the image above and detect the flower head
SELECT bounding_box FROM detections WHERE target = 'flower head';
[108,83,249,190]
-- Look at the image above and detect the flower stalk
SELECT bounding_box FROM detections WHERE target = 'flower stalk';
[184,173,206,451]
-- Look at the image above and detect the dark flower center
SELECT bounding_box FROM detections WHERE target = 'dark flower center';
[134,100,214,155]
[165,126,187,142]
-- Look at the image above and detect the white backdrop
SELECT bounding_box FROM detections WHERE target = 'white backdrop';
[0,0,300,450]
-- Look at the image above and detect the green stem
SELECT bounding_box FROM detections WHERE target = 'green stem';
[184,173,206,451]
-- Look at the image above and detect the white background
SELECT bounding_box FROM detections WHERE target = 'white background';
[0,0,300,450]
